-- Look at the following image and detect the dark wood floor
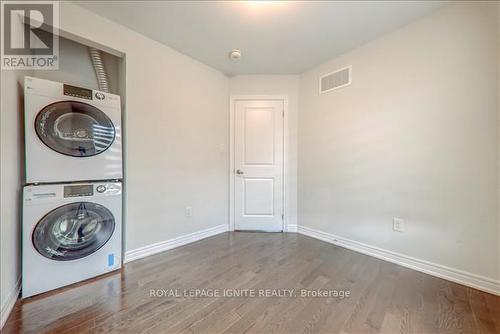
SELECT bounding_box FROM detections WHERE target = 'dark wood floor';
[3,232,499,333]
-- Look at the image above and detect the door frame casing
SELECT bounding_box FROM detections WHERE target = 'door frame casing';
[229,95,289,232]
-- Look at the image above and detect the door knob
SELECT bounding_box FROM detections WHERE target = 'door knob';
[236,169,244,175]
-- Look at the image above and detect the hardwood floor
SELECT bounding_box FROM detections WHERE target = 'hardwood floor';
[3,232,499,333]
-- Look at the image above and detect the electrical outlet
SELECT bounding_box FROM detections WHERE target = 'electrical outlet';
[185,206,193,217]
[393,218,405,232]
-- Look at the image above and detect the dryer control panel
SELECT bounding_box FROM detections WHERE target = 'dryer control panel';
[63,84,93,100]
[25,76,121,109]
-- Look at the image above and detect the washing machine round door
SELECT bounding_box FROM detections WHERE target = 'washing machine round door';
[32,202,115,261]
[35,101,116,157]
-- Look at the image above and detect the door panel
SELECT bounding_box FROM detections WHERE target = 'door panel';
[244,108,274,165]
[243,178,274,215]
[234,100,283,231]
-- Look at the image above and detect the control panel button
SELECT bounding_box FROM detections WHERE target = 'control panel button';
[96,185,107,193]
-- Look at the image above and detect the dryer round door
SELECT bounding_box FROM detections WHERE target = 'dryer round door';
[32,202,116,261]
[35,101,116,157]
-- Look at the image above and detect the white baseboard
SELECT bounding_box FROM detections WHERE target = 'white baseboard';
[298,226,500,296]
[285,224,298,232]
[124,224,228,263]
[0,277,21,329]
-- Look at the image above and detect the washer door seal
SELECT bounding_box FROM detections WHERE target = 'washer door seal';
[35,101,116,157]
[32,202,115,261]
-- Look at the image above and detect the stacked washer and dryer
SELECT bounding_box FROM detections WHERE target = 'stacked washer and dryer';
[22,76,123,298]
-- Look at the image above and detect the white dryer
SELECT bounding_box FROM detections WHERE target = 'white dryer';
[24,76,122,183]
[22,181,122,298]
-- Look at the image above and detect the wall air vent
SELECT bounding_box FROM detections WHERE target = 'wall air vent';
[319,66,351,94]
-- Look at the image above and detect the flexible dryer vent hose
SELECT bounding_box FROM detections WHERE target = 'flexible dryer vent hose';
[88,47,109,93]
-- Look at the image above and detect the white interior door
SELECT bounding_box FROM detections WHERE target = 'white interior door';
[234,99,284,231]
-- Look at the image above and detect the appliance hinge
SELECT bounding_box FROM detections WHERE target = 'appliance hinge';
[282,110,285,117]
[281,213,284,220]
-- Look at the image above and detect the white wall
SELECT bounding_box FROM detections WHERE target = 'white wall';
[229,75,299,229]
[299,2,499,283]
[0,70,30,326]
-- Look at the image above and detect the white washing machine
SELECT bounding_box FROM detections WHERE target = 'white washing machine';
[24,76,122,184]
[22,181,122,298]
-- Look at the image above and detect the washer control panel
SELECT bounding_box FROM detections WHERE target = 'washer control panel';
[94,182,121,196]
[96,185,107,193]
[64,184,93,198]
[24,182,122,202]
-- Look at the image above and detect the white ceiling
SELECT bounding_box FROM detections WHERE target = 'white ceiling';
[76,1,444,76]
